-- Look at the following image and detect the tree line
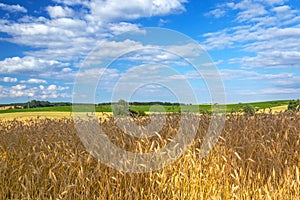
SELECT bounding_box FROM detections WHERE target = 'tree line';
[10,100,71,109]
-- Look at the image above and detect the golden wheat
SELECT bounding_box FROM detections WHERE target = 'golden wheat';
[0,112,299,199]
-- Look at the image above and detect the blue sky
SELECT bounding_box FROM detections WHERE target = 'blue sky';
[0,0,299,104]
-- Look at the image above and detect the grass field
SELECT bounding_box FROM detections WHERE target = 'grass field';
[0,112,299,199]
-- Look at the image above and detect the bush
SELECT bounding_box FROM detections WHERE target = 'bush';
[287,99,300,112]
[243,105,256,116]
[113,99,129,117]
[137,110,147,116]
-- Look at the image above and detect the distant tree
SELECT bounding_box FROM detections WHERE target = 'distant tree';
[113,99,129,117]
[27,100,53,108]
[287,99,300,112]
[243,105,256,116]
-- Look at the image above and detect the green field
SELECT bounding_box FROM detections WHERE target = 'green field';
[0,105,111,114]
[0,106,72,113]
[225,100,290,112]
[0,100,291,114]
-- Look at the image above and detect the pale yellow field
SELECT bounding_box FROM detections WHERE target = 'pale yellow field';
[0,112,112,121]
[258,105,288,113]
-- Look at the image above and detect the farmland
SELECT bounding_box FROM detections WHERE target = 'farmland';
[0,100,290,121]
[0,99,291,115]
[0,110,299,199]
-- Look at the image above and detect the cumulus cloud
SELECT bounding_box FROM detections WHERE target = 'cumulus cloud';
[53,0,89,6]
[0,83,70,99]
[0,3,27,13]
[11,84,26,91]
[46,6,74,18]
[205,8,226,18]
[79,39,204,69]
[259,0,286,6]
[108,22,145,35]
[106,64,198,103]
[0,0,187,63]
[1,77,18,83]
[203,0,300,70]
[229,51,300,69]
[239,88,300,96]
[0,56,69,74]
[87,0,187,22]
[0,0,191,102]
[0,0,189,92]
[202,0,300,99]
[20,78,48,84]
[272,5,290,13]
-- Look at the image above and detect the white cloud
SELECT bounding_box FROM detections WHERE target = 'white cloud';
[200,60,223,67]
[106,64,198,103]
[205,8,226,18]
[89,41,202,66]
[87,0,187,22]
[0,0,188,77]
[81,39,144,66]
[0,0,194,102]
[53,0,89,6]
[203,1,300,70]
[10,90,27,97]
[0,18,89,48]
[11,84,26,90]
[76,68,121,86]
[39,84,70,99]
[230,51,300,69]
[62,68,72,73]
[204,2,300,46]
[28,79,47,84]
[218,69,296,82]
[46,6,74,18]
[158,19,170,26]
[0,86,7,98]
[165,43,204,57]
[206,0,270,22]
[1,77,17,83]
[78,39,206,74]
[124,48,180,64]
[259,0,286,6]
[272,5,290,13]
[0,56,69,74]
[263,88,300,94]
[0,3,27,13]
[0,83,70,99]
[152,0,187,15]
[20,78,48,84]
[108,22,145,35]
[217,68,300,101]
[228,0,268,22]
[47,85,57,91]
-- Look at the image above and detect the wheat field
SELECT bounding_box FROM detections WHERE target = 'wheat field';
[0,112,299,199]
[0,112,112,121]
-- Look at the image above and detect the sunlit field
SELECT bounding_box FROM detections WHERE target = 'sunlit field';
[258,105,288,113]
[0,112,112,121]
[0,111,299,199]
[0,102,289,121]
